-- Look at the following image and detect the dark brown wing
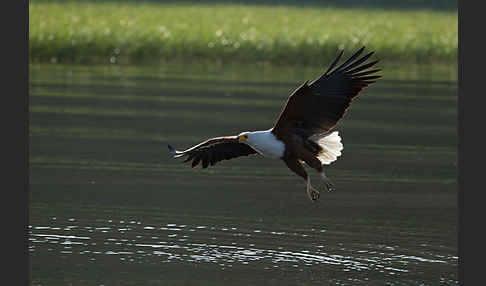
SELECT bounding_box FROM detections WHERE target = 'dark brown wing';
[272,47,381,138]
[168,136,258,168]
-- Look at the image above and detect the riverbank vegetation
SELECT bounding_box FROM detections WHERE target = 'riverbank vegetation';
[29,1,457,66]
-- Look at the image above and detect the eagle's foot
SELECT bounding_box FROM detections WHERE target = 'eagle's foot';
[310,189,320,201]
[306,177,320,202]
[320,172,336,192]
[323,181,336,192]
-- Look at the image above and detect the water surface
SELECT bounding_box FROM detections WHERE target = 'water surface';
[29,62,457,285]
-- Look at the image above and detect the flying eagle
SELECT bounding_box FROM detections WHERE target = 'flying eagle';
[168,47,381,201]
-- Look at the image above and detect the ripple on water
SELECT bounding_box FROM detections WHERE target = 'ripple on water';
[28,217,458,279]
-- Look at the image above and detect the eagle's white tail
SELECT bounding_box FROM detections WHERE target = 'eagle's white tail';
[312,131,343,165]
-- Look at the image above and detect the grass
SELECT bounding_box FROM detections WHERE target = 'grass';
[29,1,457,66]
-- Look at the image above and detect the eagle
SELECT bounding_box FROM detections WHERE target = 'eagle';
[168,47,381,201]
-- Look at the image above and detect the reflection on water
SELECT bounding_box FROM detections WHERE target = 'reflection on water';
[29,215,458,284]
[29,62,457,285]
[30,217,456,268]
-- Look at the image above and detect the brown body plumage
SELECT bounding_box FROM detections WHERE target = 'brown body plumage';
[169,47,381,201]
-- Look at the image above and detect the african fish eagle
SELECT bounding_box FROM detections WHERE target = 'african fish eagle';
[168,47,381,201]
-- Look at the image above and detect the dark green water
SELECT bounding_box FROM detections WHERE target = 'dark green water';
[29,61,457,285]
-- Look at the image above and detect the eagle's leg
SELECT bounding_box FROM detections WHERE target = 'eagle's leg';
[306,176,320,201]
[283,157,320,202]
[320,170,336,192]
[292,146,334,195]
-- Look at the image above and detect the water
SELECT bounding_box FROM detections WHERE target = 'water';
[29,61,457,285]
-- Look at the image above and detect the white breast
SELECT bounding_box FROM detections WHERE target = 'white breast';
[246,129,285,159]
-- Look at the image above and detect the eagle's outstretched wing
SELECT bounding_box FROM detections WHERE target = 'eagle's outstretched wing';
[168,136,258,168]
[272,46,381,138]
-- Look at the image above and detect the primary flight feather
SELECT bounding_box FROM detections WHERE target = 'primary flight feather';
[168,47,381,201]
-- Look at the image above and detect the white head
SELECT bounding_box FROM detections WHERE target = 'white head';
[236,129,285,158]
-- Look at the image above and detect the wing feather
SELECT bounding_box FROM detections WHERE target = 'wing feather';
[338,51,374,73]
[345,60,380,75]
[333,46,365,73]
[320,50,344,78]
[351,69,382,77]
[272,47,381,138]
[168,136,258,169]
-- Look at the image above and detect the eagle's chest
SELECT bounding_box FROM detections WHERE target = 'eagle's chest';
[246,130,285,159]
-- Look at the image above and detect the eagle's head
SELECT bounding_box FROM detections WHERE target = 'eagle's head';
[237,132,250,143]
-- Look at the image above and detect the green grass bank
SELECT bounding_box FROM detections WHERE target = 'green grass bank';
[29,2,458,66]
